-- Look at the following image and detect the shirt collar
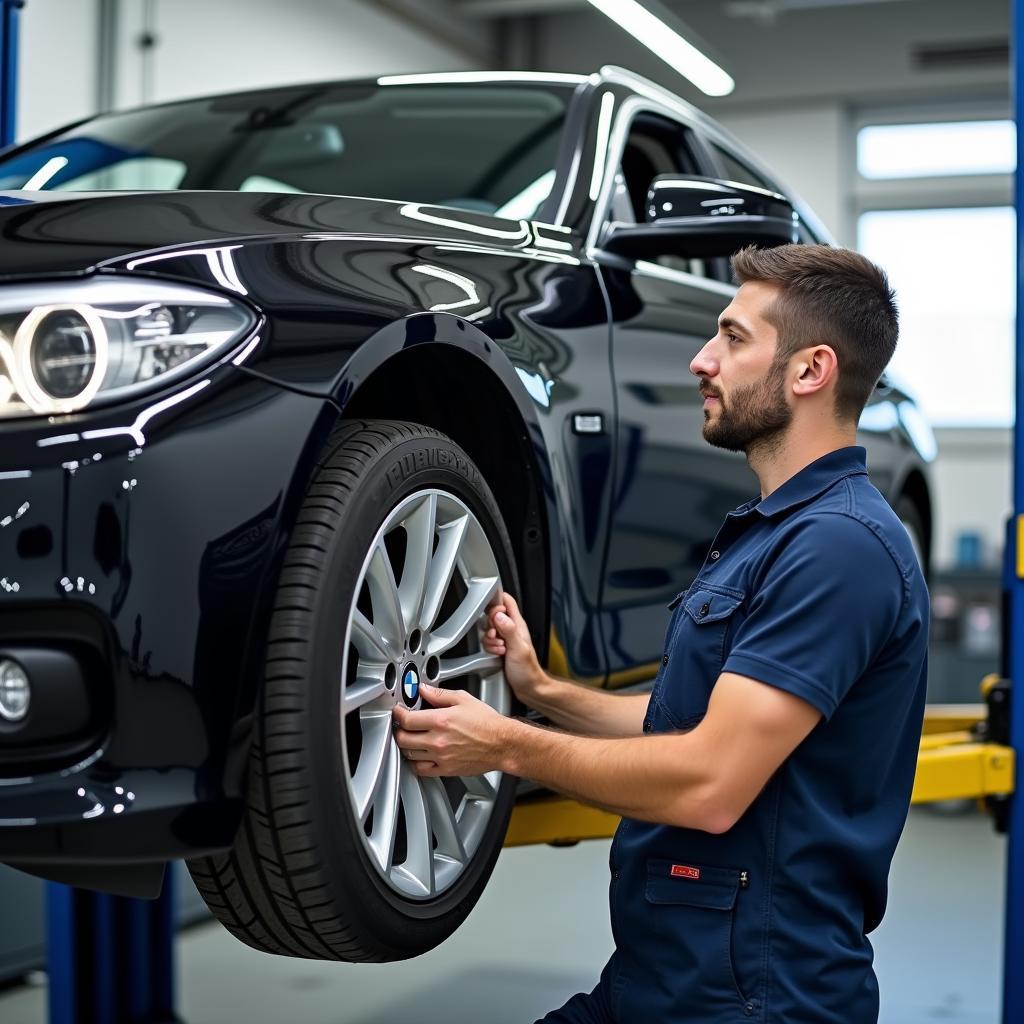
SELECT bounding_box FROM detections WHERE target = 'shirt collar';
[739,446,868,519]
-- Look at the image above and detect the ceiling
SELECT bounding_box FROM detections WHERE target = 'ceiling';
[386,0,1011,111]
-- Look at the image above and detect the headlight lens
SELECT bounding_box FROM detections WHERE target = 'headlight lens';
[0,278,257,419]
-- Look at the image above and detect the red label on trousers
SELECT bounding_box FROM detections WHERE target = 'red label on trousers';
[670,864,701,879]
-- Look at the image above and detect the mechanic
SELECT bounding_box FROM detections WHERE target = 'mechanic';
[392,243,929,1024]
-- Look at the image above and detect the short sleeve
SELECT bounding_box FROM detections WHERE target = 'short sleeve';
[721,513,905,720]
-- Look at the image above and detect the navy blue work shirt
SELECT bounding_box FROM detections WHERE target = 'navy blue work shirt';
[607,446,929,1024]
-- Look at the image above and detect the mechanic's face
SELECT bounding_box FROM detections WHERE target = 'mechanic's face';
[690,281,793,453]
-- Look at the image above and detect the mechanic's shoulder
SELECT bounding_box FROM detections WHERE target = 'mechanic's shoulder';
[789,502,892,554]
[811,485,919,603]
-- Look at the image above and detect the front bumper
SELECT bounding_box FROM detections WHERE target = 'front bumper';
[0,365,337,864]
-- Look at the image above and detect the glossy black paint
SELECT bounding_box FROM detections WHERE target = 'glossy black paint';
[0,73,934,874]
[1,367,339,862]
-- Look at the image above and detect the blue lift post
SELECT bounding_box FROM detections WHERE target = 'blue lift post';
[0,0,23,146]
[46,876,177,1024]
[1010,2,1024,1021]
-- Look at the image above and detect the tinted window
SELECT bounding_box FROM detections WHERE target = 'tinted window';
[612,113,718,277]
[51,156,186,191]
[711,144,776,193]
[616,113,702,222]
[0,83,572,218]
[711,141,816,246]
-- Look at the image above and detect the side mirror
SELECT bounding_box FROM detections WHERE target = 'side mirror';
[601,175,800,260]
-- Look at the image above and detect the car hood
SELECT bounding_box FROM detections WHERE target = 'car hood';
[0,190,538,277]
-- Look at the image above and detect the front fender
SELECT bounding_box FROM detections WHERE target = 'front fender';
[329,312,563,675]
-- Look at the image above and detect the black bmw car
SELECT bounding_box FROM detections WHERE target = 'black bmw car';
[0,67,934,961]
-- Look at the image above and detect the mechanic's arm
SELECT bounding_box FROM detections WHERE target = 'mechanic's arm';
[439,517,901,829]
[503,673,820,831]
[398,517,906,830]
[518,676,650,738]
[395,672,821,833]
[483,592,648,738]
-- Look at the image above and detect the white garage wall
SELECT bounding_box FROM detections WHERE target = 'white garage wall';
[17,0,99,140]
[931,429,1012,571]
[113,0,479,111]
[14,0,480,141]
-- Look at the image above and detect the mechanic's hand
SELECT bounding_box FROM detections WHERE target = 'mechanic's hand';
[392,684,512,778]
[483,591,545,705]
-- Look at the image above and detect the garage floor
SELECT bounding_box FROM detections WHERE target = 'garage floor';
[0,806,1006,1023]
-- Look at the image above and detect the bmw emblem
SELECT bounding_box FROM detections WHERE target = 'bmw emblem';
[402,666,420,706]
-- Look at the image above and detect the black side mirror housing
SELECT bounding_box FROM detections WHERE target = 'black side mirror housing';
[601,175,801,260]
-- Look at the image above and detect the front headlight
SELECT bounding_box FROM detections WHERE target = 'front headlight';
[0,278,257,419]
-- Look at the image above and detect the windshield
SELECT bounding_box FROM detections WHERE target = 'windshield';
[0,82,573,219]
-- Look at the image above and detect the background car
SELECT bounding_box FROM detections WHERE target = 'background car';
[0,67,934,962]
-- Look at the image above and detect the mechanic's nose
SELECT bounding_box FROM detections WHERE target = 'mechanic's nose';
[690,340,718,378]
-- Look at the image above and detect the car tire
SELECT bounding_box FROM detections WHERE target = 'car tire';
[188,419,521,961]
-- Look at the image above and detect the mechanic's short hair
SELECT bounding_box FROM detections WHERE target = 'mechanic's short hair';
[730,243,898,423]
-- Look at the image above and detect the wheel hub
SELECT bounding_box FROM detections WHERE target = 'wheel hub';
[400,663,421,707]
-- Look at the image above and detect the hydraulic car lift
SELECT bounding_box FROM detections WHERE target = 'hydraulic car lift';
[0,0,1021,1019]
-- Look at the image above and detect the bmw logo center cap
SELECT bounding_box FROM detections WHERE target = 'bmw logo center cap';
[402,666,420,705]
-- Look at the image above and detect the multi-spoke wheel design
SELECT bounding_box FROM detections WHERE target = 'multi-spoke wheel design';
[189,420,523,962]
[342,489,508,898]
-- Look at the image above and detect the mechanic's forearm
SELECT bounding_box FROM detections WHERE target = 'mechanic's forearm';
[527,670,649,737]
[500,719,723,831]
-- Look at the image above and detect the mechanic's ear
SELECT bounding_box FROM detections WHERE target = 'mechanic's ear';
[792,345,838,397]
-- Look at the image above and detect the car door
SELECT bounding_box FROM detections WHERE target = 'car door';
[595,109,758,685]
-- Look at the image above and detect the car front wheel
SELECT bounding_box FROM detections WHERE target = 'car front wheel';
[189,419,520,960]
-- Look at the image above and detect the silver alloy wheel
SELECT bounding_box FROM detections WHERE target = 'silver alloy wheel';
[340,488,508,900]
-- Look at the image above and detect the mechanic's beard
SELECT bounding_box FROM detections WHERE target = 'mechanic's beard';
[702,361,792,455]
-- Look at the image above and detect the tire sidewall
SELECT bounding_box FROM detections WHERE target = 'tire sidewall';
[301,429,520,954]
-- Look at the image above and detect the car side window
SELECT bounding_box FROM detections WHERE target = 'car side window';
[612,112,712,278]
[710,142,819,245]
[709,143,777,194]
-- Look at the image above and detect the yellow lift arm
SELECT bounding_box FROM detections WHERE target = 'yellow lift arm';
[505,687,1017,848]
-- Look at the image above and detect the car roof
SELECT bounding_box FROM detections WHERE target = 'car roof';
[74,67,698,119]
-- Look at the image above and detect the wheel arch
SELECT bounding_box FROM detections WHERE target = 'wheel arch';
[336,313,555,666]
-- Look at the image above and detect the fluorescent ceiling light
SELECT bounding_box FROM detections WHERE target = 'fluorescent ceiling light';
[584,0,734,97]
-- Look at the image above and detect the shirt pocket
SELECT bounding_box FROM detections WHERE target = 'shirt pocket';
[648,583,745,732]
[644,858,753,1012]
